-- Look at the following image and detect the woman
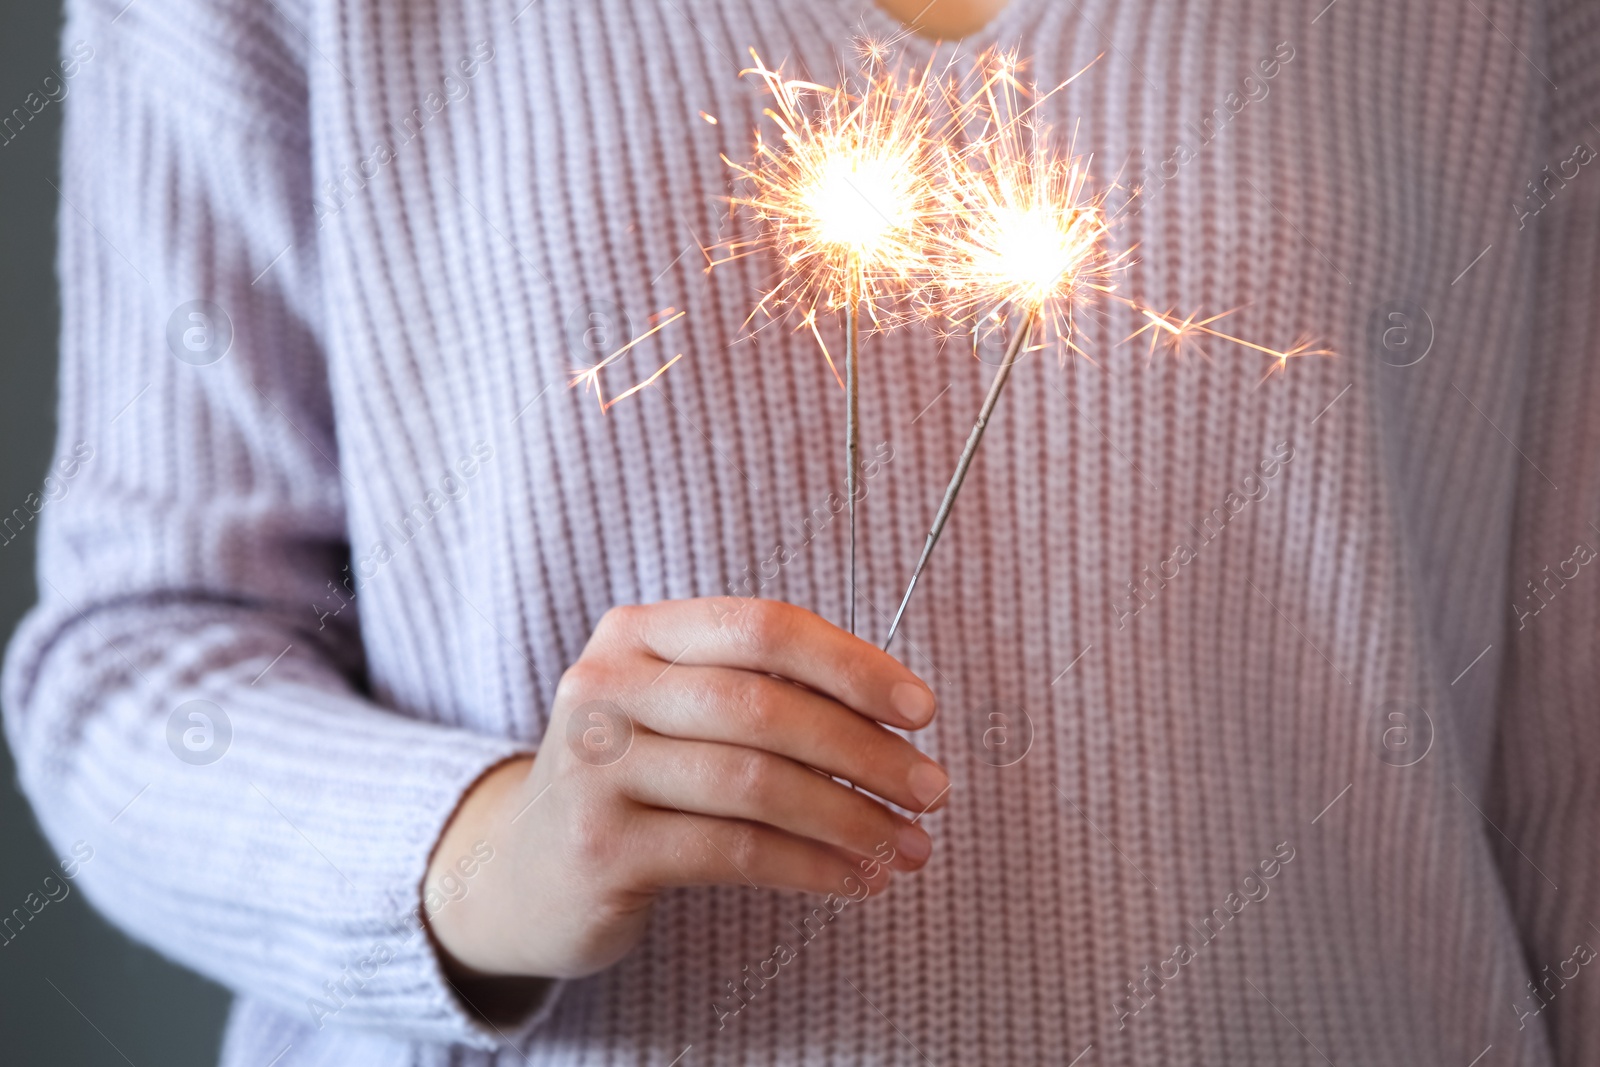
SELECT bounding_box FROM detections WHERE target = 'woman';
[7,0,1598,1063]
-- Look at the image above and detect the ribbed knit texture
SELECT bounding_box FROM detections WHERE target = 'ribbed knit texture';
[6,0,1599,1064]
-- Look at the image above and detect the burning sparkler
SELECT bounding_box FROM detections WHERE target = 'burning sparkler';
[715,50,945,633]
[711,43,1330,650]
[882,65,1118,649]
[880,51,1331,649]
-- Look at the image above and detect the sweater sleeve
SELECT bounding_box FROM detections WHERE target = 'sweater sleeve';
[0,0,548,1049]
[1487,3,1600,1063]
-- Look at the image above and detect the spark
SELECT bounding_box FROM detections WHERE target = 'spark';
[856,35,894,67]
[707,42,1334,648]
[569,308,686,414]
[710,48,949,633]
[1124,304,1333,383]
[883,53,1116,648]
[713,48,945,332]
[1125,305,1241,363]
[881,48,1332,647]
[800,309,845,390]
[917,48,1330,379]
[917,52,1122,360]
[598,353,684,410]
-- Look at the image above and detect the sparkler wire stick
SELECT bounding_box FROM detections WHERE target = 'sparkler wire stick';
[845,266,861,634]
[883,308,1037,650]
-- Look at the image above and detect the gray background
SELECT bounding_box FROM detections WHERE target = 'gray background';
[0,3,232,1063]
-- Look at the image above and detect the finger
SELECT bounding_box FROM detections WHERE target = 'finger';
[620,664,949,814]
[633,808,894,899]
[617,734,933,871]
[598,599,937,729]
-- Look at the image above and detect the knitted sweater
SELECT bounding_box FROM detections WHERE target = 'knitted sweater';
[8,0,1600,1063]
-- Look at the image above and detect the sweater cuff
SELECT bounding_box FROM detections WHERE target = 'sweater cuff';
[250,684,555,1049]
[415,757,571,1049]
[6,603,567,1050]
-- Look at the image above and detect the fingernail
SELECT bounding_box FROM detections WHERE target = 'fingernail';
[908,761,949,808]
[890,681,935,726]
[896,824,932,864]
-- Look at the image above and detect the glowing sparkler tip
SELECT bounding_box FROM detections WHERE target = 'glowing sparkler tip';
[711,43,1328,385]
[712,49,945,339]
[918,84,1124,356]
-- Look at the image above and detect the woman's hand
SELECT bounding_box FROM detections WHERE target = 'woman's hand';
[424,597,948,980]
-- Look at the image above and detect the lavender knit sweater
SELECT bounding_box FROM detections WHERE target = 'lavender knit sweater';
[8,0,1600,1063]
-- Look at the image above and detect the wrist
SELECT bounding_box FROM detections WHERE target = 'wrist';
[424,754,534,978]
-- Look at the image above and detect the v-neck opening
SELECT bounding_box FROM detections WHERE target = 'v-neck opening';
[833,0,1040,62]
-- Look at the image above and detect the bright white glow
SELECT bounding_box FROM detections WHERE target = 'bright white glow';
[964,201,1104,309]
[800,147,919,259]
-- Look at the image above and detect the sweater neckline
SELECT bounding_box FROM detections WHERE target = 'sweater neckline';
[833,0,1042,61]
